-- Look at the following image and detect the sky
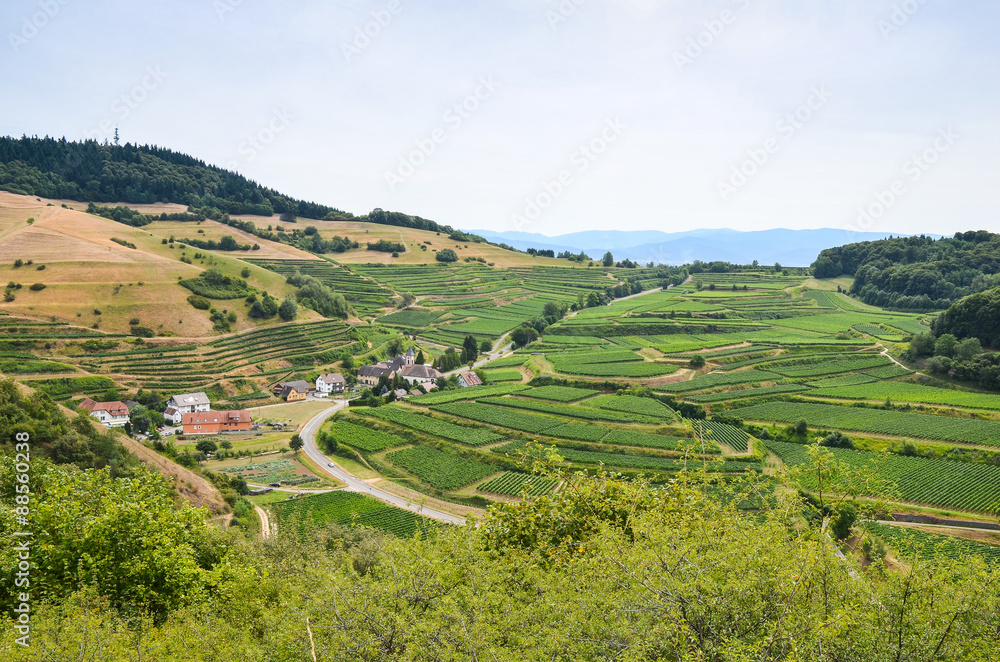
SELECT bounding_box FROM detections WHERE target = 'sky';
[2,0,999,237]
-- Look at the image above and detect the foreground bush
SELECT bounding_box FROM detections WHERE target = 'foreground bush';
[3,468,999,660]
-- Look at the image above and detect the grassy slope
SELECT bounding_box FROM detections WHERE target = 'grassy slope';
[0,193,575,335]
[0,194,317,335]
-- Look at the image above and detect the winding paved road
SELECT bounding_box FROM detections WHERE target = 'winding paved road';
[299,400,467,525]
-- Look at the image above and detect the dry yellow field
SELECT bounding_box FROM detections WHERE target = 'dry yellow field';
[0,194,314,335]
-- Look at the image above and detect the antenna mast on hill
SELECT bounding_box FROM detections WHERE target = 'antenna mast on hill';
[114,126,120,146]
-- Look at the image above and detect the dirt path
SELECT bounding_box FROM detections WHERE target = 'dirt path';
[255,505,272,539]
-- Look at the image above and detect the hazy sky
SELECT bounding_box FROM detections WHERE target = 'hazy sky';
[3,0,998,237]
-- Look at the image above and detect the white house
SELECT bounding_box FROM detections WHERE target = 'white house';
[399,364,441,385]
[78,399,131,428]
[458,372,483,388]
[315,373,346,397]
[164,392,211,424]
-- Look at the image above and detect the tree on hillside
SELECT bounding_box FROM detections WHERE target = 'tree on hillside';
[511,325,538,348]
[278,297,298,321]
[415,350,425,365]
[909,332,936,357]
[956,337,984,361]
[480,339,493,354]
[289,434,304,453]
[461,336,479,363]
[935,333,958,358]
[196,440,218,454]
[602,251,614,267]
[436,248,459,263]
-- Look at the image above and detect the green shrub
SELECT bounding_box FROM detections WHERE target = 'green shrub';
[436,248,459,263]
[187,294,212,310]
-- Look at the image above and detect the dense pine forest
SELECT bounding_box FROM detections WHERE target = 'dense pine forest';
[812,231,1000,311]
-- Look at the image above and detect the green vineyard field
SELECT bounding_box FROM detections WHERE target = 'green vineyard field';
[386,445,497,490]
[269,491,426,538]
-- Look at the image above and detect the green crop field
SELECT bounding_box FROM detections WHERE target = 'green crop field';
[520,385,601,402]
[326,420,406,452]
[378,308,445,327]
[409,383,529,405]
[433,402,563,434]
[483,355,529,368]
[865,523,1000,565]
[386,445,497,490]
[732,402,1000,447]
[364,406,505,446]
[475,396,661,424]
[269,491,426,537]
[219,459,300,485]
[601,429,720,453]
[688,384,808,403]
[482,368,523,382]
[806,373,880,388]
[765,355,893,378]
[477,472,560,497]
[768,441,1000,513]
[545,422,610,442]
[584,394,675,419]
[663,370,782,394]
[496,441,759,473]
[552,360,680,378]
[692,420,752,453]
[808,382,1000,410]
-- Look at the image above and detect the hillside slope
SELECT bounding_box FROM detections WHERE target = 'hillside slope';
[0,193,314,335]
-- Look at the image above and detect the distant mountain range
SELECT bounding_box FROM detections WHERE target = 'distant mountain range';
[464,228,935,267]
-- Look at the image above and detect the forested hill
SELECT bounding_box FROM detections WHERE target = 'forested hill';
[812,231,1000,311]
[0,136,484,242]
[933,287,1000,347]
[0,135,340,217]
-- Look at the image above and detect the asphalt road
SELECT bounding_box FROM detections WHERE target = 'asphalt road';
[299,400,467,525]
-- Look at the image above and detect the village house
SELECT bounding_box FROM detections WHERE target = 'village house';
[275,380,311,402]
[163,392,211,425]
[315,373,346,397]
[458,371,483,388]
[358,364,394,387]
[398,363,441,386]
[78,398,130,428]
[357,348,420,387]
[182,410,253,435]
